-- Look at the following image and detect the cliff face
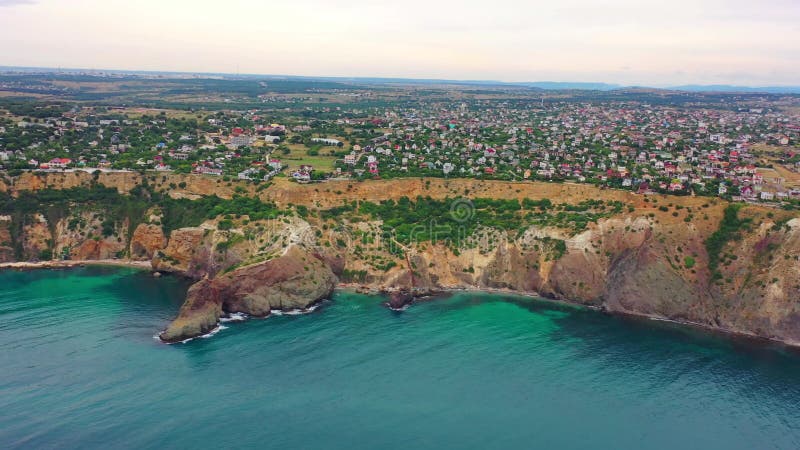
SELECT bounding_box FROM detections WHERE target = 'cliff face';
[52,212,128,260]
[13,171,143,194]
[21,214,52,261]
[130,224,167,261]
[0,216,14,262]
[160,245,337,342]
[345,214,800,346]
[4,172,800,347]
[152,227,212,277]
[12,171,243,199]
[140,196,799,345]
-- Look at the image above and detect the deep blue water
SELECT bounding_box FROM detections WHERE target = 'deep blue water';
[1,267,799,449]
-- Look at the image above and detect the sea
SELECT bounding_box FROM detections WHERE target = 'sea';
[1,267,799,449]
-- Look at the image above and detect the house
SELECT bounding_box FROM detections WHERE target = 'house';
[238,168,261,180]
[229,135,253,149]
[292,171,311,182]
[48,158,72,168]
[367,161,379,175]
[344,153,357,165]
[194,166,223,176]
[262,135,281,144]
[268,159,283,171]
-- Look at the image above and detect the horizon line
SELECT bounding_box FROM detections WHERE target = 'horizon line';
[0,64,799,92]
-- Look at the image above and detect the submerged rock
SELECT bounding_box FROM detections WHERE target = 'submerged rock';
[160,245,337,343]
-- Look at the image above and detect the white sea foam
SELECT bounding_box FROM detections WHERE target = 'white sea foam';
[155,323,230,345]
[199,325,228,339]
[220,312,248,323]
[271,304,320,316]
[649,317,677,323]
[158,303,324,344]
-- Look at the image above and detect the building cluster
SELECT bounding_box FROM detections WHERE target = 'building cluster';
[2,98,799,203]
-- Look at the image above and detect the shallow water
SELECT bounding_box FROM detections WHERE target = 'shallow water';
[1,267,799,449]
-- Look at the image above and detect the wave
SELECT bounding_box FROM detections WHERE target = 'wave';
[270,304,320,316]
[154,324,229,345]
[649,317,678,323]
[177,325,229,344]
[220,312,248,323]
[157,303,325,344]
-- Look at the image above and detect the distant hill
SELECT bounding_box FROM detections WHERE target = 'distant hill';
[512,82,622,91]
[668,85,800,94]
[2,65,799,94]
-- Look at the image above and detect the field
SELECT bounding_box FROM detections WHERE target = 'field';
[111,107,206,120]
[281,142,339,172]
[751,144,800,188]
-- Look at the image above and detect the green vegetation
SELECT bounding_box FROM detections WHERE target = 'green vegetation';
[0,186,150,259]
[705,204,751,278]
[356,196,524,249]
[0,183,285,258]
[341,269,369,283]
[131,183,285,234]
[336,196,623,253]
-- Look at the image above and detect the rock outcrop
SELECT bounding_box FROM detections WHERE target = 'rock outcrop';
[21,214,52,261]
[130,224,167,260]
[51,213,128,260]
[160,245,338,342]
[152,227,211,277]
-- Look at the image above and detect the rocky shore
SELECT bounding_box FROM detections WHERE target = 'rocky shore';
[0,259,152,270]
[3,173,800,347]
[159,246,337,343]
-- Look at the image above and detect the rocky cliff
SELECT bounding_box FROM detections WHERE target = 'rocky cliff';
[130,224,167,261]
[3,173,800,347]
[0,215,14,263]
[160,245,337,342]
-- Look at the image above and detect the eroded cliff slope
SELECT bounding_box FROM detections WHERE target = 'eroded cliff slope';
[3,173,800,345]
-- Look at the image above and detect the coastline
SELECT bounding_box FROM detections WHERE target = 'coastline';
[335,282,800,349]
[0,272,792,349]
[0,259,152,271]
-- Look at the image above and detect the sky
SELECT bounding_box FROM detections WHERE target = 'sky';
[0,0,798,86]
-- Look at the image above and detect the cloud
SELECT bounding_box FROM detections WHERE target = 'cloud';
[0,0,36,6]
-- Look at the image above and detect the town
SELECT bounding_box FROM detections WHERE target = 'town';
[1,73,799,206]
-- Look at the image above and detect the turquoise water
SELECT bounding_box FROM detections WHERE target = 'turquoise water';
[1,268,800,449]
